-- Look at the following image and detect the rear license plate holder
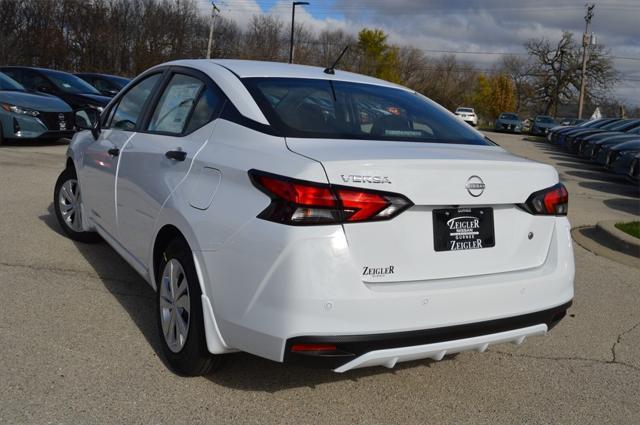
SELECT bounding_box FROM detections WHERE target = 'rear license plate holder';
[432,207,495,252]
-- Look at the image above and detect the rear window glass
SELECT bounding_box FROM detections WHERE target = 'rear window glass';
[243,78,490,146]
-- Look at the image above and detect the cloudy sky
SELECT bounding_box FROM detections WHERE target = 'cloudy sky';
[197,0,640,106]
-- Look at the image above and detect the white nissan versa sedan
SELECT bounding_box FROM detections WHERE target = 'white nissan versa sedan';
[54,60,574,375]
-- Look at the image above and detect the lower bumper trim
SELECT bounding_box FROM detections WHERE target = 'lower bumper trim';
[284,301,571,370]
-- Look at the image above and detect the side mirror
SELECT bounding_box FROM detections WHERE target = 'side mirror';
[75,109,101,140]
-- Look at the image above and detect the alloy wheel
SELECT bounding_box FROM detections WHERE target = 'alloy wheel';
[58,179,83,232]
[159,259,191,353]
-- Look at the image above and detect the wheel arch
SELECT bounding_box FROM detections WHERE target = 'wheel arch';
[151,222,233,354]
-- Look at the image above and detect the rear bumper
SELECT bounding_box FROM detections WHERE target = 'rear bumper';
[284,301,571,370]
[199,217,575,367]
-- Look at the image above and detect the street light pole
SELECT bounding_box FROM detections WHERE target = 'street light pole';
[206,1,220,59]
[577,4,595,119]
[289,1,309,64]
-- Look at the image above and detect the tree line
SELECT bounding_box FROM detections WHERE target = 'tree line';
[0,0,629,120]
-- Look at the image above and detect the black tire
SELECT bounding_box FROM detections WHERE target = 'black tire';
[53,167,101,243]
[156,237,221,376]
[0,123,4,146]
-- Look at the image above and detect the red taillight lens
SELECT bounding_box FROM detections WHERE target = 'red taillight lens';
[523,183,568,216]
[253,174,336,207]
[291,343,337,352]
[249,170,413,225]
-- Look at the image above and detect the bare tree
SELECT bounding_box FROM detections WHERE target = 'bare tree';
[500,55,534,113]
[525,31,617,115]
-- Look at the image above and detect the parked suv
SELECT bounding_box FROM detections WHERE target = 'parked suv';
[54,60,573,375]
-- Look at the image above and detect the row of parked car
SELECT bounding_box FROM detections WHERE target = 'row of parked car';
[547,117,640,184]
[0,66,130,145]
[493,113,585,136]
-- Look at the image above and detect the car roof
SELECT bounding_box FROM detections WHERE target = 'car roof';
[167,59,411,92]
[2,66,75,78]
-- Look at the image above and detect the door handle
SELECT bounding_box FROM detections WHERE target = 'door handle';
[165,150,187,161]
[108,148,120,157]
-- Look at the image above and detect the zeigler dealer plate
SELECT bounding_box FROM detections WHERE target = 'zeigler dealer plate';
[432,207,495,252]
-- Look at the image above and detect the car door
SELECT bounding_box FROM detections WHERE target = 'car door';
[80,72,163,239]
[116,69,225,264]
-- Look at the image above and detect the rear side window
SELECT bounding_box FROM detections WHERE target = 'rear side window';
[184,86,224,134]
[148,74,204,135]
[243,78,489,145]
[110,74,161,131]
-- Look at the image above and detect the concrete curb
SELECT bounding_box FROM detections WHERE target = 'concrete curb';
[571,226,640,271]
[595,220,640,259]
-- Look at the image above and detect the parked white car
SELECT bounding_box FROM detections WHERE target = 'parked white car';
[54,60,574,375]
[455,107,478,126]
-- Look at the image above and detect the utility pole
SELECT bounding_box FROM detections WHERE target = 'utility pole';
[577,4,595,119]
[206,1,220,59]
[554,49,565,119]
[289,1,309,64]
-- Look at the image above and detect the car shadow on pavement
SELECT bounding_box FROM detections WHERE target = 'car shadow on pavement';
[603,198,640,217]
[564,169,630,184]
[204,352,448,392]
[40,204,166,363]
[40,204,453,390]
[579,180,640,198]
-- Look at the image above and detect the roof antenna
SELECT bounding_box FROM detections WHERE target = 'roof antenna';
[324,45,349,75]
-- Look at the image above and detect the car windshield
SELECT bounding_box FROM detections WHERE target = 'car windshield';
[0,72,25,91]
[457,108,473,113]
[243,78,490,146]
[44,70,100,95]
[500,113,518,120]
[536,116,555,123]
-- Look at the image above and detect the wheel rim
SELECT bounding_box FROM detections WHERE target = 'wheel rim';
[58,178,83,232]
[159,259,191,353]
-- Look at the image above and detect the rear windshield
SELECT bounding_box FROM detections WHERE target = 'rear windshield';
[243,78,490,146]
[500,113,518,120]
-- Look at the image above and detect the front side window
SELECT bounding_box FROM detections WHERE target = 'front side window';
[110,74,161,131]
[148,74,204,135]
[243,78,489,145]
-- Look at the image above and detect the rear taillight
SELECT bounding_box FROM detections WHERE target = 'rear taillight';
[249,170,413,225]
[522,183,568,216]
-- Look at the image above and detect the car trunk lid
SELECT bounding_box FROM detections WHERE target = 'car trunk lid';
[286,138,560,282]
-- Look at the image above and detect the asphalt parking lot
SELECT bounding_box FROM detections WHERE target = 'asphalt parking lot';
[1,132,639,424]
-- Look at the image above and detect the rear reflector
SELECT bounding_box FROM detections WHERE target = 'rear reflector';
[291,344,338,352]
[249,170,413,225]
[522,183,568,216]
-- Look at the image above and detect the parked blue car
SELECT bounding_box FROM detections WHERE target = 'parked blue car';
[0,72,74,145]
[530,115,557,136]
